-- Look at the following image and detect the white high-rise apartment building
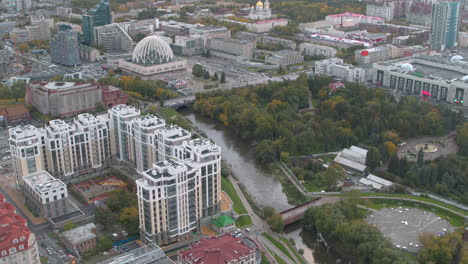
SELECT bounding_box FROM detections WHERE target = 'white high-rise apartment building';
[109,104,141,163]
[131,115,166,174]
[9,113,111,180]
[137,138,221,245]
[9,125,46,183]
[9,105,222,246]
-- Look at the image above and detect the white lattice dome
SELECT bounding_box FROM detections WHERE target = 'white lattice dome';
[400,63,414,71]
[462,75,468,81]
[132,35,174,65]
[451,55,463,61]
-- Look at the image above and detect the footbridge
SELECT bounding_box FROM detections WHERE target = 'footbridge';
[279,196,340,225]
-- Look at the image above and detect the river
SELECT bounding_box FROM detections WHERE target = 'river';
[180,110,340,264]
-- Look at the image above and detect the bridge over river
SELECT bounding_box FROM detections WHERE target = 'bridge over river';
[279,196,341,225]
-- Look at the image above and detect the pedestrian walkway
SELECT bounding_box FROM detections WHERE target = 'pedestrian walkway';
[259,236,295,264]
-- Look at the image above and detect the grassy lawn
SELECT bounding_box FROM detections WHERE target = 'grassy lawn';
[221,177,248,214]
[357,193,467,215]
[159,108,178,119]
[262,233,294,262]
[261,253,271,264]
[273,252,287,264]
[270,163,310,205]
[279,237,306,264]
[360,198,465,227]
[303,181,322,192]
[236,215,253,228]
[40,257,48,264]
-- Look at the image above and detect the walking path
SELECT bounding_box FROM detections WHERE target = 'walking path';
[361,196,467,217]
[259,236,295,264]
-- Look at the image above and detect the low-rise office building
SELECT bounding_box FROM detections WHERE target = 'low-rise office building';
[366,4,394,21]
[373,55,468,106]
[259,36,296,50]
[207,38,255,60]
[299,43,337,58]
[314,57,344,75]
[354,45,391,65]
[265,50,304,66]
[22,171,68,218]
[62,223,97,254]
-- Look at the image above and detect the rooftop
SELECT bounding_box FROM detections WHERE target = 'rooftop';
[23,171,66,193]
[0,195,33,257]
[212,215,235,228]
[62,223,96,245]
[110,104,141,117]
[97,243,172,264]
[178,234,256,264]
[376,55,468,82]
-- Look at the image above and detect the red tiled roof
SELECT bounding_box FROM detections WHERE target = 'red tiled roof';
[0,198,33,258]
[178,234,255,264]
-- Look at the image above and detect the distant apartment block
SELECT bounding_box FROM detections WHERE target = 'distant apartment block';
[207,38,255,60]
[366,4,394,21]
[265,50,304,66]
[299,43,337,58]
[430,2,460,51]
[94,23,134,52]
[354,45,391,65]
[50,30,81,67]
[314,57,344,75]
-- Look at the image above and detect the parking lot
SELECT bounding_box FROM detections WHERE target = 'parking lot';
[366,207,453,252]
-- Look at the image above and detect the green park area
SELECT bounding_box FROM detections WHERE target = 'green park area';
[221,177,253,228]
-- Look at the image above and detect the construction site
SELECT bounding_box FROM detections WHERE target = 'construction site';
[71,174,129,204]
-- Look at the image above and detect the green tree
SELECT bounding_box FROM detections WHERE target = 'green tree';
[262,206,275,219]
[192,64,204,77]
[119,207,139,236]
[320,164,345,191]
[95,207,117,231]
[95,102,106,113]
[456,123,468,156]
[417,232,463,264]
[267,214,284,233]
[220,72,226,83]
[11,82,26,102]
[203,70,210,79]
[63,221,77,231]
[417,148,425,168]
[277,65,284,74]
[366,147,381,171]
[212,72,219,81]
[107,189,137,214]
[96,236,113,253]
